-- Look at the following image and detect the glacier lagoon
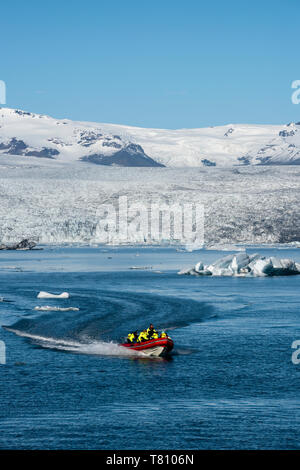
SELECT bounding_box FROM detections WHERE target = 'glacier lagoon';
[1,159,300,449]
[0,245,300,449]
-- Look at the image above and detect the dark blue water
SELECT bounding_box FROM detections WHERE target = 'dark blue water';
[0,246,300,449]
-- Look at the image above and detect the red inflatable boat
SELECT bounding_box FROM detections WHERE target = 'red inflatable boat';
[121,336,174,357]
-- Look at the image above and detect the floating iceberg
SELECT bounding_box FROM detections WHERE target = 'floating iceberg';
[130,266,152,270]
[179,252,300,277]
[37,291,70,299]
[34,306,79,311]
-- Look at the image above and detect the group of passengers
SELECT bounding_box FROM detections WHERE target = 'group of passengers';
[127,324,168,343]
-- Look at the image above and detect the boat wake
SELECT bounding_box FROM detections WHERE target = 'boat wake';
[3,327,145,357]
[3,289,213,358]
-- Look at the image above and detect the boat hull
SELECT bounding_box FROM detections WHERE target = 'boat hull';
[121,337,174,357]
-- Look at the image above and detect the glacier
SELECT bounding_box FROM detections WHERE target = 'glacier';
[179,252,300,277]
[0,157,300,245]
[1,107,300,246]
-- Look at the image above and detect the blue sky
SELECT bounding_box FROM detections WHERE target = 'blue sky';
[1,0,300,128]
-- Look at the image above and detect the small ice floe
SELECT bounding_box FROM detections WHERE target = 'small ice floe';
[34,306,79,311]
[130,266,152,270]
[1,266,23,271]
[179,252,300,277]
[184,239,205,252]
[37,291,70,299]
[0,297,13,303]
[205,244,245,251]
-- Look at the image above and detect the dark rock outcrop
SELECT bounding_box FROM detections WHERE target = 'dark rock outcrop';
[81,143,164,167]
[26,148,59,158]
[279,129,296,137]
[0,239,38,250]
[0,138,59,158]
[202,159,216,167]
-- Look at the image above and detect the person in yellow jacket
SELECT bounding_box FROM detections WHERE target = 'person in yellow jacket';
[137,329,148,342]
[160,331,167,338]
[127,333,134,343]
[127,331,138,343]
[147,324,158,339]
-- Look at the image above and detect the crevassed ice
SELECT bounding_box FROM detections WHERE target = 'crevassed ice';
[0,164,300,246]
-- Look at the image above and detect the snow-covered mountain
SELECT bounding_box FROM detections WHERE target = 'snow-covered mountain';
[0,107,300,167]
[0,108,163,167]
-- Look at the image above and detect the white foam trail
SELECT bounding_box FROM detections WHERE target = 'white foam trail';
[34,306,79,311]
[5,328,145,357]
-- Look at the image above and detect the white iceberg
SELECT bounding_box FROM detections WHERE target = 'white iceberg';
[34,306,79,311]
[37,291,70,299]
[195,262,204,273]
[179,252,300,277]
[130,266,152,270]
